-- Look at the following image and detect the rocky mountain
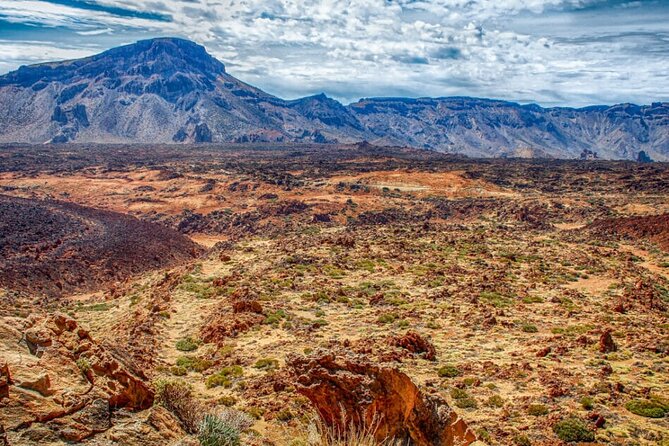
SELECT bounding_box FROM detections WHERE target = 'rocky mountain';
[0,37,668,160]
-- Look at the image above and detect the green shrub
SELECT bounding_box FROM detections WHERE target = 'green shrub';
[513,434,531,446]
[176,356,212,373]
[521,323,538,333]
[206,374,232,389]
[219,395,237,407]
[198,414,240,446]
[479,291,512,308]
[377,313,398,324]
[462,377,478,387]
[450,388,470,399]
[254,358,279,371]
[477,428,491,443]
[170,365,188,376]
[206,366,244,389]
[625,399,668,418]
[264,310,287,325]
[76,358,91,373]
[487,395,504,408]
[245,407,265,420]
[553,417,595,443]
[437,365,461,378]
[175,337,199,352]
[527,404,549,416]
[580,396,594,410]
[455,397,478,409]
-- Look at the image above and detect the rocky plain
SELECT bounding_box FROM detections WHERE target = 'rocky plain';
[0,143,667,445]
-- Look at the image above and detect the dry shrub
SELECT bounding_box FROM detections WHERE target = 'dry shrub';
[297,410,405,446]
[155,379,202,434]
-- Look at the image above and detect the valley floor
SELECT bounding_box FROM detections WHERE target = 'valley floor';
[0,144,668,445]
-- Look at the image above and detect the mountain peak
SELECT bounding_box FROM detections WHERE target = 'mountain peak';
[0,37,226,88]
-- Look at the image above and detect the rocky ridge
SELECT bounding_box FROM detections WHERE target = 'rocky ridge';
[0,37,668,160]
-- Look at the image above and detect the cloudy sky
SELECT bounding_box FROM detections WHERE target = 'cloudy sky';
[0,0,667,106]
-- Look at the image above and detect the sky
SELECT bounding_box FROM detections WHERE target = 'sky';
[0,0,667,106]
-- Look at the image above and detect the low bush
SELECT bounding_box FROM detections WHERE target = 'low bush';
[625,399,668,418]
[580,396,594,410]
[437,365,460,378]
[254,358,279,370]
[176,356,213,373]
[377,313,398,324]
[454,397,478,409]
[155,379,201,434]
[449,388,470,399]
[206,366,244,389]
[527,404,549,416]
[175,337,199,352]
[553,417,595,443]
[521,323,538,333]
[487,395,504,408]
[198,410,254,446]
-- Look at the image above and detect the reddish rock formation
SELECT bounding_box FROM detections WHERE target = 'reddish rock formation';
[0,363,10,400]
[536,346,552,358]
[0,313,154,444]
[621,280,667,312]
[288,348,477,446]
[200,287,266,342]
[232,300,263,314]
[388,331,437,361]
[599,330,617,353]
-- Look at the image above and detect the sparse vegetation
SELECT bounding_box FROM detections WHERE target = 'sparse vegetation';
[4,147,669,445]
[625,398,668,418]
[175,337,199,352]
[553,417,595,443]
[527,404,549,416]
[437,365,461,378]
[155,379,201,434]
[198,410,254,446]
[206,366,244,389]
[254,358,279,371]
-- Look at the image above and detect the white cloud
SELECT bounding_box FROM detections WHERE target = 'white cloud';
[0,0,667,106]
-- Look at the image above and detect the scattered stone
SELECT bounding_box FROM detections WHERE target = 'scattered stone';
[536,346,551,358]
[389,331,437,361]
[599,330,617,353]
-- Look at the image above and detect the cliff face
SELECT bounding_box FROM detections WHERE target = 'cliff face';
[1,37,668,160]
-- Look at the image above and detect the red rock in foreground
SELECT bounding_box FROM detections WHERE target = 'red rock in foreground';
[0,313,154,444]
[288,348,477,446]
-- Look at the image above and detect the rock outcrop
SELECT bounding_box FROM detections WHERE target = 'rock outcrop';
[599,330,618,353]
[288,348,477,446]
[0,313,154,444]
[388,331,437,361]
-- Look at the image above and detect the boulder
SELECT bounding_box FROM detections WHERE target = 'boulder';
[388,331,437,361]
[288,348,477,446]
[599,330,617,353]
[0,363,10,400]
[0,313,154,444]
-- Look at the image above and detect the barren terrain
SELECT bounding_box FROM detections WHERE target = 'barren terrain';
[0,143,667,446]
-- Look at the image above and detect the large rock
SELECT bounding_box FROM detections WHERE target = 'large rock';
[0,362,10,400]
[288,348,477,446]
[0,313,155,444]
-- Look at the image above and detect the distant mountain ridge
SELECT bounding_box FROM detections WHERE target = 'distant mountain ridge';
[0,37,667,160]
